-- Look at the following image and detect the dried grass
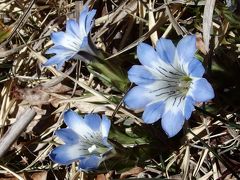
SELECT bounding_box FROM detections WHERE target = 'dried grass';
[0,0,239,179]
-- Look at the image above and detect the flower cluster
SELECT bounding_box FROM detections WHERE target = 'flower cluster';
[47,4,215,173]
[44,6,96,69]
[124,35,214,137]
[49,110,113,170]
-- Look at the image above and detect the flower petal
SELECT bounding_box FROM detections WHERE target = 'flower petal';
[79,155,101,170]
[63,110,93,136]
[78,6,96,38]
[45,45,75,55]
[187,58,205,77]
[156,38,176,64]
[79,36,96,56]
[101,115,111,138]
[56,61,65,70]
[161,110,185,137]
[43,55,69,70]
[50,31,80,52]
[55,128,80,144]
[85,9,96,34]
[128,65,156,85]
[49,144,89,165]
[50,32,65,46]
[190,78,214,102]
[183,96,195,120]
[137,43,160,68]
[177,35,196,63]
[124,86,155,109]
[142,101,165,124]
[83,114,101,132]
[66,19,81,39]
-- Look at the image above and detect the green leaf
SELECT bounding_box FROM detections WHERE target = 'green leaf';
[0,23,12,43]
[89,59,130,92]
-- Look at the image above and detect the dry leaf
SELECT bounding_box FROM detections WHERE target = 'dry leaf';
[120,167,144,179]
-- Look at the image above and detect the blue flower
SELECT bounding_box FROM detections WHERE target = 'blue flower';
[44,6,96,70]
[49,110,113,170]
[124,35,214,137]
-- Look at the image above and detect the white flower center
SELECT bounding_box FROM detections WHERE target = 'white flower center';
[88,144,97,153]
[87,143,110,155]
[177,76,192,94]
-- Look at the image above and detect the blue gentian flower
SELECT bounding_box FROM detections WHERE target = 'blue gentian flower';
[124,35,214,137]
[44,6,96,69]
[49,110,113,170]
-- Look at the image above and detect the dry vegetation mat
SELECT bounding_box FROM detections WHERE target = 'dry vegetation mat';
[0,0,240,179]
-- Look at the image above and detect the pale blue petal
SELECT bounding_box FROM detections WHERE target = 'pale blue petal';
[56,61,65,70]
[66,19,80,39]
[83,114,101,132]
[124,86,154,109]
[156,38,176,64]
[102,137,111,148]
[137,43,160,68]
[55,128,80,144]
[142,101,165,124]
[128,65,156,85]
[187,58,205,77]
[50,31,65,45]
[79,6,89,23]
[79,155,101,170]
[80,36,92,53]
[64,110,83,127]
[177,35,196,63]
[161,110,185,138]
[79,6,89,37]
[45,45,75,55]
[43,55,67,67]
[63,110,94,136]
[190,78,215,102]
[85,9,96,34]
[101,115,111,138]
[183,96,195,120]
[49,144,88,165]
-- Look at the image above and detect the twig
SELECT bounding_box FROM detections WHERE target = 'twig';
[188,129,240,179]
[195,106,240,129]
[0,108,36,158]
[0,165,24,180]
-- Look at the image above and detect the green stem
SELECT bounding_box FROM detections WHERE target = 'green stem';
[89,60,130,92]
